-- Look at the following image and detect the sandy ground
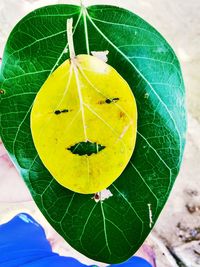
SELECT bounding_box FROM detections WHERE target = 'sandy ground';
[0,1,200,266]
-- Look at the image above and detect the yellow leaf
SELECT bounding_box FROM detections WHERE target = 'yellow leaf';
[31,55,137,194]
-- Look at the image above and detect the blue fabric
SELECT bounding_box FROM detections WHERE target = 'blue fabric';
[0,213,90,267]
[0,213,152,267]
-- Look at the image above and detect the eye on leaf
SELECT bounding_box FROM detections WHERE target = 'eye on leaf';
[105,97,119,104]
[54,109,69,115]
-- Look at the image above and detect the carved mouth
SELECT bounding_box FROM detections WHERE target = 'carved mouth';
[67,141,105,156]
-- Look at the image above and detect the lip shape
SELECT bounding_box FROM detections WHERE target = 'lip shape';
[67,141,106,156]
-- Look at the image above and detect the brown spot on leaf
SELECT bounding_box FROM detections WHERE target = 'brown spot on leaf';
[98,100,105,105]
[94,193,100,200]
[120,111,125,118]
[91,193,100,201]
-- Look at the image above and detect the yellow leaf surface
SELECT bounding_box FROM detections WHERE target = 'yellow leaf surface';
[31,55,137,194]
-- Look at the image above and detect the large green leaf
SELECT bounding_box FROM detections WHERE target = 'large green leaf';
[0,4,186,264]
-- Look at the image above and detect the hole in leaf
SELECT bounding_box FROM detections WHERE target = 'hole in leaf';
[0,89,5,95]
[67,141,105,156]
[105,97,119,104]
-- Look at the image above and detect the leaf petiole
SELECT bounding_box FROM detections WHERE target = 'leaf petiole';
[67,18,76,60]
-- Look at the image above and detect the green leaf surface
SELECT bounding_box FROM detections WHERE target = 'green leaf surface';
[0,4,186,264]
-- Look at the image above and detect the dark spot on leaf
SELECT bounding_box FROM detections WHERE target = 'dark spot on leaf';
[94,193,100,200]
[0,89,5,95]
[54,109,69,115]
[105,97,119,104]
[91,192,100,202]
[98,100,105,105]
[120,111,125,118]
[67,141,105,156]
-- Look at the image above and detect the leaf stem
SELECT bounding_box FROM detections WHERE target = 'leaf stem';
[67,18,76,60]
[79,1,90,54]
[83,7,90,55]
[82,7,90,54]
[79,0,85,7]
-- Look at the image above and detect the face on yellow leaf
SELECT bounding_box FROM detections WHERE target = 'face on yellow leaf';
[31,55,137,194]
